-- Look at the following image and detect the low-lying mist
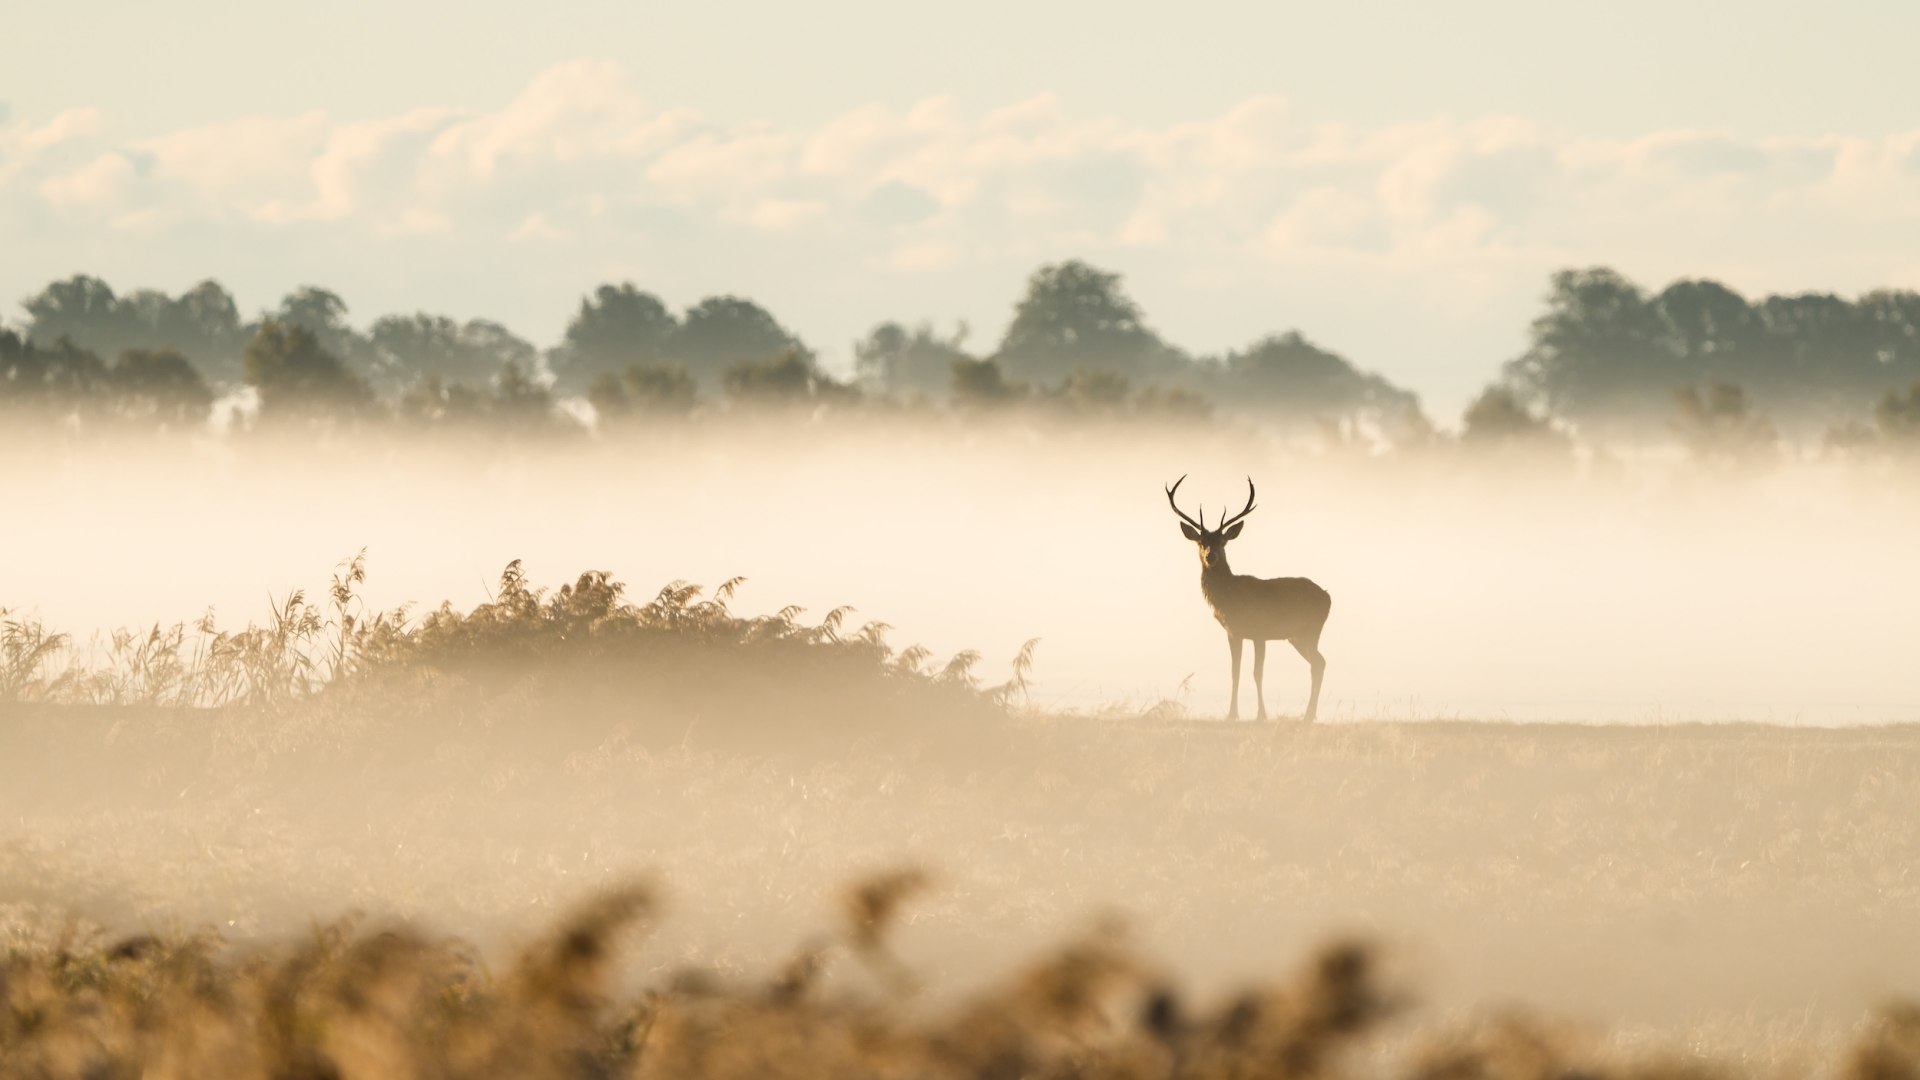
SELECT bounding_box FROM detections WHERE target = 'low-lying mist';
[6,417,1920,1065]
[5,420,1915,724]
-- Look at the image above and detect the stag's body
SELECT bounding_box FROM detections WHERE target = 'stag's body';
[1168,477,1330,722]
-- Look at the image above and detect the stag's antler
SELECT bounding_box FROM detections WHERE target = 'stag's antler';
[1165,475,1207,532]
[1217,477,1257,531]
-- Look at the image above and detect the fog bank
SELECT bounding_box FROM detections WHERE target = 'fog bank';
[6,425,1914,724]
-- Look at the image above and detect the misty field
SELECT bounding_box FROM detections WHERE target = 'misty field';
[5,712,1920,1078]
[5,541,1920,1077]
[4,424,1919,1076]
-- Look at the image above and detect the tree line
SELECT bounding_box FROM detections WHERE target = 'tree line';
[5,262,1920,454]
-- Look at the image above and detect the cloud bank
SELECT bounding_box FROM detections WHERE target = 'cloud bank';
[6,60,1920,409]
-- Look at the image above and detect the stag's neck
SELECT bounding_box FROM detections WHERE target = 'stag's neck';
[1199,559,1238,605]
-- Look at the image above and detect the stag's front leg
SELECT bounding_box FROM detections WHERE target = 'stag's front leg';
[1226,635,1244,721]
[1252,639,1268,721]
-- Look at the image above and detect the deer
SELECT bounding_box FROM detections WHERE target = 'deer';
[1165,476,1330,722]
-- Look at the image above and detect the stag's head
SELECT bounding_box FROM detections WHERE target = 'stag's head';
[1165,476,1256,570]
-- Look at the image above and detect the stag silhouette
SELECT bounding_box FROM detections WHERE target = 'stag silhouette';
[1166,476,1330,722]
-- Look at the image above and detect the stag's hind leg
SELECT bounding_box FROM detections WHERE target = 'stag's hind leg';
[1252,639,1269,721]
[1290,635,1326,723]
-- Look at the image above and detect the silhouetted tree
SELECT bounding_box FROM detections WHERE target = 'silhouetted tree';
[0,332,215,430]
[0,331,109,419]
[681,296,812,391]
[1208,331,1421,425]
[1502,267,1681,433]
[174,281,245,344]
[1653,279,1765,375]
[994,261,1181,385]
[274,287,349,337]
[272,286,379,380]
[1876,382,1920,443]
[242,319,376,423]
[1461,385,1568,453]
[20,276,245,383]
[489,362,574,437]
[393,364,574,436]
[22,275,124,348]
[370,314,538,393]
[1049,370,1213,422]
[587,364,699,424]
[854,322,971,400]
[721,347,854,408]
[462,320,541,374]
[1858,290,1920,373]
[1823,419,1879,453]
[548,284,680,395]
[166,281,247,382]
[1506,267,1920,438]
[1672,381,1775,465]
[1132,383,1213,422]
[1047,368,1133,417]
[950,358,1027,409]
[111,348,214,428]
[1748,292,1881,417]
[398,377,489,428]
[1381,401,1442,452]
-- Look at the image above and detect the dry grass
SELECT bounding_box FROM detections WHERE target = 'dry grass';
[4,568,1920,1076]
[8,875,1915,1080]
[0,558,1020,752]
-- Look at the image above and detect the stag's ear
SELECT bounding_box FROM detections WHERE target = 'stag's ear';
[1222,521,1245,541]
[1179,522,1202,542]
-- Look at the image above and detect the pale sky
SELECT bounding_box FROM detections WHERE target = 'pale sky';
[6,0,1919,415]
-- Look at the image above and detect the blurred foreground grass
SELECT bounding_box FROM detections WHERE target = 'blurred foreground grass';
[4,873,1919,1080]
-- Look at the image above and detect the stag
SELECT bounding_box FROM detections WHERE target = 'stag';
[1166,476,1330,722]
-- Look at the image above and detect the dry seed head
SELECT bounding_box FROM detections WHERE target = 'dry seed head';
[1013,928,1141,1029]
[1846,1003,1920,1080]
[842,868,931,953]
[513,881,656,1015]
[766,939,831,1005]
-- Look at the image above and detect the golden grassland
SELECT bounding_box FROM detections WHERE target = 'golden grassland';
[4,564,1920,1077]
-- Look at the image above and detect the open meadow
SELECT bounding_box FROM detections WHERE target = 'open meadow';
[4,426,1920,1076]
[6,679,1920,1076]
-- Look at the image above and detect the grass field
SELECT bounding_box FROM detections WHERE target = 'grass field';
[4,565,1919,1076]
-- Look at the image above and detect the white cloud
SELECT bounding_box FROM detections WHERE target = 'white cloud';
[645,131,798,201]
[12,64,1920,266]
[23,108,106,153]
[1118,205,1166,247]
[110,206,176,232]
[427,60,666,181]
[1266,187,1382,253]
[881,239,958,272]
[736,198,826,232]
[799,103,908,177]
[509,211,571,242]
[39,152,136,210]
[133,111,332,216]
[1,108,107,189]
[254,108,457,224]
[316,109,457,219]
